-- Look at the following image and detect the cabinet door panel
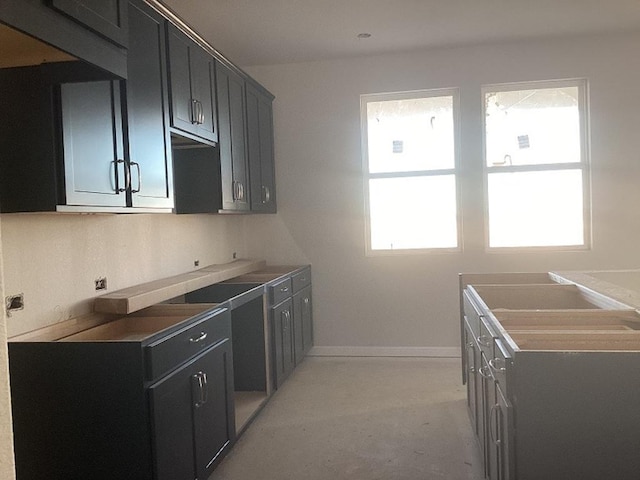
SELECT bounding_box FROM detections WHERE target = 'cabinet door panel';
[50,0,128,47]
[293,286,313,363]
[247,83,276,212]
[193,338,234,479]
[216,62,250,211]
[190,46,217,142]
[272,298,294,388]
[60,80,127,207]
[150,339,234,480]
[127,1,173,208]
[167,27,195,133]
[149,360,198,480]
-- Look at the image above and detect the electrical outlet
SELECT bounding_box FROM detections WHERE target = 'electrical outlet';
[95,277,107,291]
[6,293,24,316]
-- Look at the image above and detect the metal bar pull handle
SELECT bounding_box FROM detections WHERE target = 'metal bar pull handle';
[192,372,205,408]
[263,185,271,204]
[191,98,198,124]
[489,358,506,373]
[114,159,128,193]
[200,372,208,405]
[489,404,499,445]
[189,331,208,343]
[199,101,205,125]
[130,161,141,194]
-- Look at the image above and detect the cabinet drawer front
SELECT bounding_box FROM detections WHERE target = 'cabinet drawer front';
[292,268,311,293]
[270,277,292,305]
[145,307,230,381]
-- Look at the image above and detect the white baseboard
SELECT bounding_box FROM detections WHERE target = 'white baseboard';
[307,346,460,358]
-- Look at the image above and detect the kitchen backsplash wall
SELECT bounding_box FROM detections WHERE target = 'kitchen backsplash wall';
[1,213,249,337]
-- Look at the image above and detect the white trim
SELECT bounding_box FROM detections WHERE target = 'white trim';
[308,346,460,358]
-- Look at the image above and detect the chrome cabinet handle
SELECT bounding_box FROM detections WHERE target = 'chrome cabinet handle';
[478,365,491,379]
[489,404,500,445]
[189,331,208,343]
[281,286,289,293]
[477,335,492,348]
[114,159,128,193]
[489,358,507,373]
[193,371,207,408]
[130,161,141,194]
[191,98,198,124]
[200,372,208,405]
[263,185,271,204]
[238,182,245,201]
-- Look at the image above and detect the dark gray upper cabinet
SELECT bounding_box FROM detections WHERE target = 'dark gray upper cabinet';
[49,0,129,48]
[166,25,217,143]
[216,61,250,212]
[0,62,133,212]
[246,82,277,213]
[126,0,173,209]
[0,0,126,78]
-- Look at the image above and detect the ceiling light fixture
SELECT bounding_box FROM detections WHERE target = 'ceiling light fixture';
[357,33,372,39]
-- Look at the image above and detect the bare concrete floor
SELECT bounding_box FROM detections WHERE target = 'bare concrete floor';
[210,357,484,480]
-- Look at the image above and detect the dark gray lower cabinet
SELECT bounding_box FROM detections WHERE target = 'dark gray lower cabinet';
[150,337,234,480]
[8,305,234,480]
[268,266,313,389]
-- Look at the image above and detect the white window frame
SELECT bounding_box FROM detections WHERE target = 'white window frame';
[481,79,591,251]
[360,88,462,256]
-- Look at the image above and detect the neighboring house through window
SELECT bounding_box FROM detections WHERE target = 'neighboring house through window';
[360,89,460,254]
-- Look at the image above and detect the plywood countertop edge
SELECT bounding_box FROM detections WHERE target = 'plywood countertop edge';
[94,258,267,315]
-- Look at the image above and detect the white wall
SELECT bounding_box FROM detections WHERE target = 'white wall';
[245,31,640,351]
[0,218,16,479]
[1,213,249,337]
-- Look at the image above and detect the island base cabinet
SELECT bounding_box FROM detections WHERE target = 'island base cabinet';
[150,338,235,480]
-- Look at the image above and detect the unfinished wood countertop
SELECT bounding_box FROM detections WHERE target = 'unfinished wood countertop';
[93,258,266,315]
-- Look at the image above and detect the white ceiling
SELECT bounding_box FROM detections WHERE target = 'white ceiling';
[160,0,640,67]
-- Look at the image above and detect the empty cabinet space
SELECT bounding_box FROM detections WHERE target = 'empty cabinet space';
[58,305,217,342]
[185,282,270,434]
[470,284,613,310]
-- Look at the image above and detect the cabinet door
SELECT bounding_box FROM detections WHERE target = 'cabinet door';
[495,386,514,480]
[50,0,128,47]
[293,286,313,364]
[216,61,250,211]
[149,339,235,480]
[272,298,295,389]
[246,83,276,213]
[464,321,478,435]
[167,26,195,135]
[126,0,173,209]
[60,80,127,207]
[167,26,217,143]
[189,46,217,142]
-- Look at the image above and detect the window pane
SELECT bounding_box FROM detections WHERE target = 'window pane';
[488,170,584,248]
[485,86,581,167]
[369,175,458,250]
[367,96,454,173]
